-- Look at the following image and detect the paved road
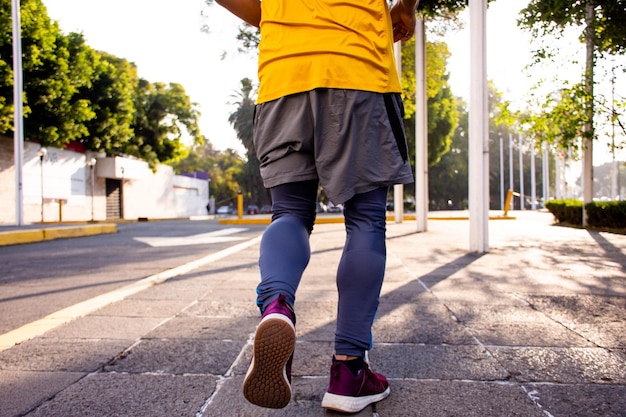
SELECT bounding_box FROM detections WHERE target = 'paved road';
[0,220,265,333]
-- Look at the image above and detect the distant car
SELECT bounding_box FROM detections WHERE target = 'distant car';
[247,205,259,215]
[216,205,233,215]
[316,202,327,213]
[260,205,272,214]
[327,203,343,213]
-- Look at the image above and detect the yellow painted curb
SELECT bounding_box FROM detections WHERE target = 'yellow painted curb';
[0,224,117,247]
[43,224,117,241]
[0,229,45,246]
[219,214,517,226]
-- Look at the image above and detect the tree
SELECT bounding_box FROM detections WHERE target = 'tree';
[519,1,626,58]
[428,97,468,210]
[228,78,270,207]
[1,0,203,168]
[0,0,96,146]
[430,81,551,211]
[169,140,247,206]
[77,51,137,155]
[129,80,202,168]
[518,0,626,219]
[401,38,458,170]
[522,84,591,156]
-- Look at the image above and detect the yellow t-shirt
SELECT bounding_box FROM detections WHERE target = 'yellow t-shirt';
[257,0,401,104]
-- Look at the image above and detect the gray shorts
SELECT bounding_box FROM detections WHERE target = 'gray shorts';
[253,89,414,204]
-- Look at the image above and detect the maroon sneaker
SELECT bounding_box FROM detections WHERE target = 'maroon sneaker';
[242,294,296,409]
[321,361,390,413]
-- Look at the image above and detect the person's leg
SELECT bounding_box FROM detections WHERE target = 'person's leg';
[243,179,317,409]
[256,179,318,312]
[322,187,390,413]
[334,186,388,357]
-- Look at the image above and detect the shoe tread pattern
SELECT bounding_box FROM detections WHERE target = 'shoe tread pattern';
[243,316,296,409]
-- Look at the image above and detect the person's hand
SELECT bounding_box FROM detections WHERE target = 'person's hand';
[390,0,418,42]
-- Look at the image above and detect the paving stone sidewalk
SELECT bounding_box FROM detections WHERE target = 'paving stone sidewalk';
[1,211,625,417]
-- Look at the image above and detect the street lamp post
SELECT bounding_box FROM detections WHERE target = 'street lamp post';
[37,147,47,223]
[87,157,97,221]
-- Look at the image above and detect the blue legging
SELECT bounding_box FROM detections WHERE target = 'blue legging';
[257,181,388,357]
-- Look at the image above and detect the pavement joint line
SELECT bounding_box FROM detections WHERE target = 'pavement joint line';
[0,234,263,352]
[197,329,256,416]
[522,384,556,417]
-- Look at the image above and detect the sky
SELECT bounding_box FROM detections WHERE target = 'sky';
[43,0,623,165]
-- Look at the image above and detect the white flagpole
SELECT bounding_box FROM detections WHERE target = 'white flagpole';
[12,0,25,226]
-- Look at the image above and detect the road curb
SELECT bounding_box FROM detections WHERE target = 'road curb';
[0,223,117,247]
[218,214,517,225]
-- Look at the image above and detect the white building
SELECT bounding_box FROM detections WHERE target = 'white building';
[0,136,209,225]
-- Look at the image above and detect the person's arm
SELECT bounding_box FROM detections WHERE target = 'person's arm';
[215,0,261,28]
[389,0,420,42]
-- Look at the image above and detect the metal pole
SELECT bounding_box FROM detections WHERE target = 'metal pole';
[542,142,549,207]
[509,133,514,209]
[555,151,562,200]
[12,0,24,226]
[611,62,617,200]
[91,167,95,221]
[499,135,504,210]
[468,0,489,253]
[414,17,428,232]
[38,148,47,222]
[518,133,524,210]
[531,138,536,210]
[87,157,97,221]
[568,146,573,199]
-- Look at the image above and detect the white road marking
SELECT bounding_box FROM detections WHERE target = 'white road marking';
[133,227,249,247]
[0,234,262,351]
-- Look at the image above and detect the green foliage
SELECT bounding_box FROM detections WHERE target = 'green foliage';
[517,0,626,167]
[0,0,202,168]
[78,52,137,154]
[519,0,626,57]
[401,39,458,168]
[428,97,468,210]
[522,83,593,153]
[585,200,626,229]
[0,0,94,146]
[545,199,583,225]
[169,141,246,206]
[417,0,471,17]
[128,80,201,168]
[227,78,270,206]
[546,198,626,230]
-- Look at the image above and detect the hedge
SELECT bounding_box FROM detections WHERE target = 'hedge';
[585,201,626,229]
[544,199,583,225]
[545,199,626,229]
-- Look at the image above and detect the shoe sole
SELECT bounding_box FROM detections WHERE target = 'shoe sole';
[242,313,296,409]
[321,386,391,413]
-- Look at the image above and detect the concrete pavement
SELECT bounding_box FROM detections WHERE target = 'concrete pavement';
[0,211,625,417]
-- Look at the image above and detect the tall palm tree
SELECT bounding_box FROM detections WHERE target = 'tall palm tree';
[228,78,271,207]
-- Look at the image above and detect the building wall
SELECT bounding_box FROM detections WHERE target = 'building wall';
[0,136,209,224]
[121,163,209,220]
